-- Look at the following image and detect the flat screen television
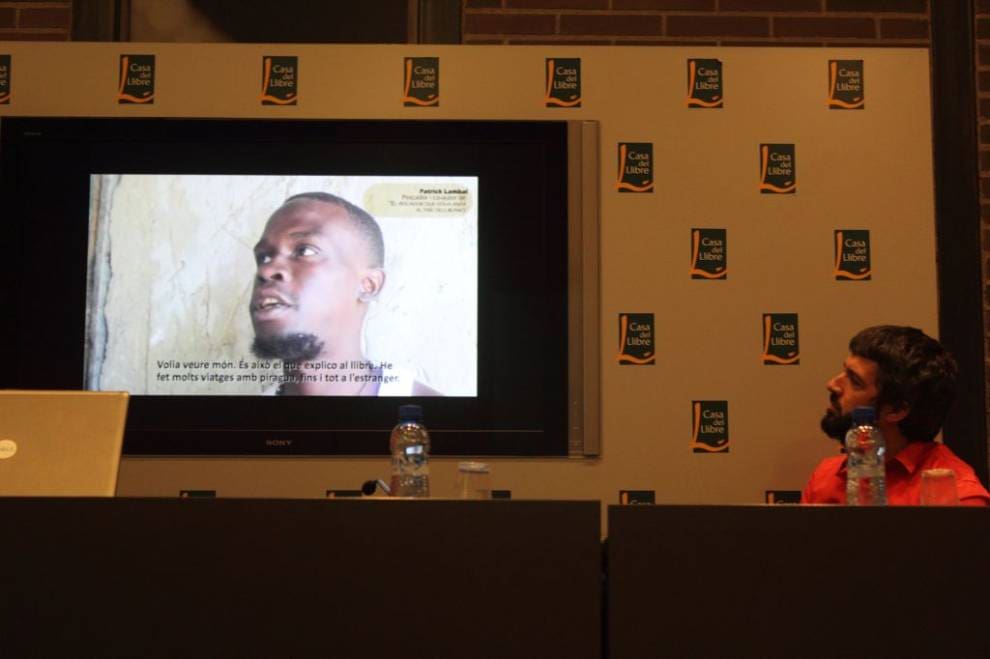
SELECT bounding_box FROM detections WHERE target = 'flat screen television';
[0,117,582,456]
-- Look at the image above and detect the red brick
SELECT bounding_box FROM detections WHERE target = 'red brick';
[0,29,68,41]
[464,13,557,35]
[719,0,820,11]
[879,18,927,39]
[978,0,990,15]
[0,8,14,28]
[622,39,719,45]
[462,37,505,44]
[465,0,502,7]
[560,13,663,35]
[982,177,990,199]
[507,38,611,44]
[17,7,71,29]
[981,123,990,144]
[724,39,826,46]
[980,150,990,172]
[825,0,925,11]
[774,17,875,38]
[667,15,769,37]
[980,97,990,120]
[612,0,713,9]
[978,18,990,39]
[823,40,925,47]
[980,46,990,65]
[980,71,990,94]
[506,0,607,7]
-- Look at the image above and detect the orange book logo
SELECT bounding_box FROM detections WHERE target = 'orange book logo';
[616,143,654,193]
[690,228,727,279]
[403,57,439,107]
[618,313,655,365]
[260,56,298,106]
[545,58,581,107]
[833,230,871,280]
[761,313,799,365]
[828,59,864,110]
[117,54,155,104]
[691,401,729,453]
[686,58,722,108]
[759,144,796,194]
[0,55,10,105]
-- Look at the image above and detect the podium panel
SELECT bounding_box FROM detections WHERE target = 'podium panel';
[0,498,600,659]
[608,505,990,659]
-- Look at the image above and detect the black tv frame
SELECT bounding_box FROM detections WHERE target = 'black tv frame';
[0,117,572,457]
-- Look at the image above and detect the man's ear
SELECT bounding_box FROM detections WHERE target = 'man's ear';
[357,268,385,302]
[879,403,909,424]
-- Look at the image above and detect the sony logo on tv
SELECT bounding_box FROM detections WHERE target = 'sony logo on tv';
[265,438,293,447]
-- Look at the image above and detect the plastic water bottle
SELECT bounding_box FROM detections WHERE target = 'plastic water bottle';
[844,406,886,505]
[389,404,430,497]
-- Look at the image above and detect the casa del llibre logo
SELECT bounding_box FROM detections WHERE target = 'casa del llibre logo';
[616,142,654,193]
[617,313,655,365]
[545,58,581,107]
[117,54,155,104]
[761,313,799,365]
[403,57,439,107]
[260,56,298,105]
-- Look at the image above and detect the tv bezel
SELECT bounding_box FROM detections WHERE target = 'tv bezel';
[1,116,579,457]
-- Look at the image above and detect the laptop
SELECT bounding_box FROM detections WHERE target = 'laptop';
[0,390,129,496]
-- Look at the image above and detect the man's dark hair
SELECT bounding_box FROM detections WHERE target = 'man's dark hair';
[283,191,385,267]
[849,325,957,442]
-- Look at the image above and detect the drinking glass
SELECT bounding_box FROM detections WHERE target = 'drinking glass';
[456,462,492,500]
[920,468,959,506]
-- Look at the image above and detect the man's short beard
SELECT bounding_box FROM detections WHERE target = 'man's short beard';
[252,333,324,363]
[820,408,853,442]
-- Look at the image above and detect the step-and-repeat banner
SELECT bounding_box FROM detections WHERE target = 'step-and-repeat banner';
[0,44,936,504]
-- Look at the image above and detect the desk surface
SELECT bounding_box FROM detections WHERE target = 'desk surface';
[608,505,990,659]
[0,498,601,659]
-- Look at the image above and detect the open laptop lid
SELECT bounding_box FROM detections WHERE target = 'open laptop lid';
[0,390,129,496]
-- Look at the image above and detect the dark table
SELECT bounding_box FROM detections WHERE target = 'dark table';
[607,505,990,659]
[0,498,601,659]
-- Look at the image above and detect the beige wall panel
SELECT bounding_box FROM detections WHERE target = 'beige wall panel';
[0,44,936,527]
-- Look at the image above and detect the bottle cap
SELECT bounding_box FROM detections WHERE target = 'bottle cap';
[851,406,875,426]
[398,404,423,423]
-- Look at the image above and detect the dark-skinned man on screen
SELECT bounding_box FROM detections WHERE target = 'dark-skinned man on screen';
[250,192,439,396]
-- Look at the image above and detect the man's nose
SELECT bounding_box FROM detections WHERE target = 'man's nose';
[256,256,288,283]
[825,373,841,392]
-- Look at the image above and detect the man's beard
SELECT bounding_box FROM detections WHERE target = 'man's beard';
[820,394,853,441]
[252,332,323,363]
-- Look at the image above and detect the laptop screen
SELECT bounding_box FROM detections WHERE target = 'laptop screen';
[0,390,128,496]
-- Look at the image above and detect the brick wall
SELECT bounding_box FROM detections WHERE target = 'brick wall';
[463,0,930,46]
[0,1,72,40]
[977,1,990,424]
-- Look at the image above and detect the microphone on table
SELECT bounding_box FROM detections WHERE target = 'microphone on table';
[361,479,392,496]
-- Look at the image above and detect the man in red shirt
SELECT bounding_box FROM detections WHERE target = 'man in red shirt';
[802,325,990,506]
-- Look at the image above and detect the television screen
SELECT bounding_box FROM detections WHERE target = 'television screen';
[86,174,478,398]
[1,118,570,456]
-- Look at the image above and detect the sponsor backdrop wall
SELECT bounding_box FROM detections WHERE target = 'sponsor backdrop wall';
[0,43,936,517]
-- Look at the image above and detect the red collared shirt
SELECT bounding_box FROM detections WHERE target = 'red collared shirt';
[801,441,990,506]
